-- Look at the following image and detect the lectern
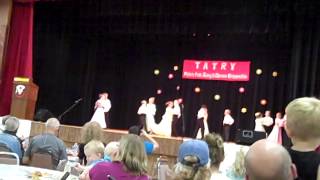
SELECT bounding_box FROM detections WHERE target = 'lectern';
[10,77,38,119]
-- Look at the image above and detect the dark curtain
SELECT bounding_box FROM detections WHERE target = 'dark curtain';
[33,0,319,139]
[288,2,320,100]
[0,0,34,115]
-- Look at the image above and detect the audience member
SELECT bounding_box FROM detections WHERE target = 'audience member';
[23,118,67,168]
[89,134,149,180]
[285,97,320,180]
[203,133,228,179]
[0,116,23,159]
[245,139,297,180]
[227,149,246,180]
[128,125,159,154]
[78,121,103,165]
[171,139,211,180]
[104,141,119,162]
[76,140,106,180]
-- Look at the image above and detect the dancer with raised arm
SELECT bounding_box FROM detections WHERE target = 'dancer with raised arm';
[90,92,111,128]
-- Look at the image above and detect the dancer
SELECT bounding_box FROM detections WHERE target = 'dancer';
[193,105,208,139]
[171,99,181,137]
[267,112,285,144]
[152,101,174,136]
[222,109,234,142]
[254,112,264,132]
[254,112,273,133]
[137,100,147,131]
[90,92,111,128]
[146,97,156,132]
[263,110,274,135]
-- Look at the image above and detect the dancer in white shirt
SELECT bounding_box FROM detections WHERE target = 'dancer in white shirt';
[193,105,208,139]
[146,97,156,132]
[222,109,234,142]
[171,99,181,137]
[254,111,273,133]
[137,100,147,131]
[90,92,111,128]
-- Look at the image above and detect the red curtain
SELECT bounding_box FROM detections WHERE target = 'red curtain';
[0,1,34,115]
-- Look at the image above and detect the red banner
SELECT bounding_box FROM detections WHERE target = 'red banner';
[182,60,251,81]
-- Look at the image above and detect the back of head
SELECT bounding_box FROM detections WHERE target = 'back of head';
[4,116,20,133]
[203,133,225,167]
[104,141,119,159]
[117,134,147,174]
[81,121,103,144]
[285,97,320,140]
[174,139,211,180]
[231,149,246,177]
[84,140,105,158]
[245,139,296,180]
[128,125,141,135]
[45,118,60,134]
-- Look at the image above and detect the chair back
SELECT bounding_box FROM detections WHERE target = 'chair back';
[0,152,20,165]
[30,152,54,170]
[0,143,12,152]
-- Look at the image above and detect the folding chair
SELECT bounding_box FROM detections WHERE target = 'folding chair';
[0,151,20,165]
[30,152,54,169]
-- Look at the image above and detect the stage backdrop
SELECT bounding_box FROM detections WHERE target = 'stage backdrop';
[33,1,320,139]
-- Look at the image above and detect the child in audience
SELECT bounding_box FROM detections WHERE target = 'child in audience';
[78,121,103,165]
[285,97,320,180]
[203,133,228,179]
[226,149,246,180]
[75,140,106,180]
[104,141,119,162]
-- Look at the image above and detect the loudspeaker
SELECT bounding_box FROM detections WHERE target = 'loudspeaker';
[235,129,266,145]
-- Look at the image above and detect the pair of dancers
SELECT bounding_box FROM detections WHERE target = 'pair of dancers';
[90,92,111,128]
[137,97,181,137]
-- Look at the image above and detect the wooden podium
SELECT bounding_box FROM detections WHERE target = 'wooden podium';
[10,77,39,119]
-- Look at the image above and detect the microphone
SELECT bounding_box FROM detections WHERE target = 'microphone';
[75,98,83,103]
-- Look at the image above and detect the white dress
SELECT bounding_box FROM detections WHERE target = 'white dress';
[152,107,173,136]
[146,103,156,131]
[90,99,110,128]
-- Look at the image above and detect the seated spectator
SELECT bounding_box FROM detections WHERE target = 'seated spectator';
[76,140,106,180]
[171,139,211,180]
[245,139,297,180]
[285,97,320,180]
[23,118,67,169]
[227,149,246,180]
[104,141,119,162]
[128,125,159,155]
[0,116,23,159]
[78,121,103,165]
[203,133,228,179]
[89,134,149,180]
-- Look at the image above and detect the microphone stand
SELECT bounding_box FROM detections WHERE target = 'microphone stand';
[58,99,82,121]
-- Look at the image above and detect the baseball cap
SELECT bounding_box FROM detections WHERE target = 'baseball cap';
[178,139,209,166]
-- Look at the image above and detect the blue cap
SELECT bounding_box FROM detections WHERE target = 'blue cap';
[178,139,209,166]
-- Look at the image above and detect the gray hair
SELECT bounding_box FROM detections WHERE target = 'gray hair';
[45,118,60,129]
[5,116,20,132]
